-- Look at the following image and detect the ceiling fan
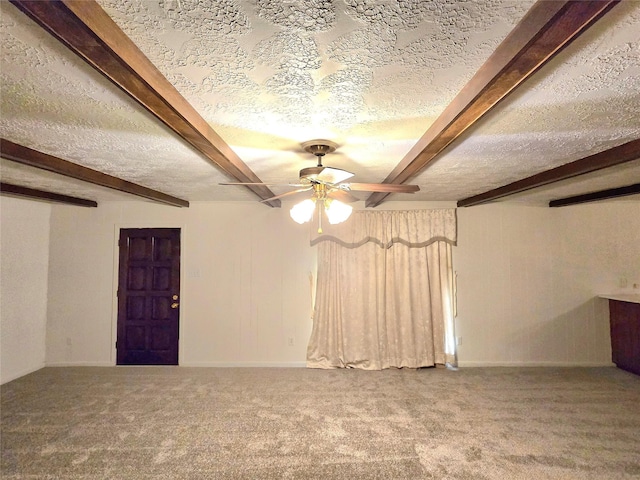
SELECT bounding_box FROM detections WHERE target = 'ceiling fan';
[221,140,419,230]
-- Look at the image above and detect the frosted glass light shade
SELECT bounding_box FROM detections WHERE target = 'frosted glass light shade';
[290,199,316,224]
[325,199,353,224]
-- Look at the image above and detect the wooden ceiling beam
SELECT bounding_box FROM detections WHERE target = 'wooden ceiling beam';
[1,139,189,207]
[10,0,280,208]
[457,139,640,207]
[1,182,97,207]
[365,0,620,208]
[549,183,640,207]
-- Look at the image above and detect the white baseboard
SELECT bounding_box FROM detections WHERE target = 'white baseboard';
[44,361,307,368]
[457,360,616,368]
[0,363,45,385]
[181,361,307,368]
[45,361,114,367]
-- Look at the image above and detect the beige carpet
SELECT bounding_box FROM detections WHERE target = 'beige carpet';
[2,366,639,479]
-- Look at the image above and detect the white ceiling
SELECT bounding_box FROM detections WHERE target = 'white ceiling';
[1,0,639,207]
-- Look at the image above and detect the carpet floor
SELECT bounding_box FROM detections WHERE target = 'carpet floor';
[1,366,639,479]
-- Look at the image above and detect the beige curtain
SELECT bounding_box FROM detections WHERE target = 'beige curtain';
[307,210,457,370]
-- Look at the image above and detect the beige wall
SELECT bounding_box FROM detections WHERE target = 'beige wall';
[3,197,638,375]
[455,201,640,366]
[1,197,50,384]
[44,200,451,367]
[45,201,318,366]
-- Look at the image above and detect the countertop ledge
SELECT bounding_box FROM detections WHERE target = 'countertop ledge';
[599,293,640,304]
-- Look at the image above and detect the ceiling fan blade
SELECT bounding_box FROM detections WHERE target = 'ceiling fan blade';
[328,189,358,203]
[220,182,269,185]
[344,183,420,193]
[220,182,307,187]
[259,186,313,203]
[315,167,354,184]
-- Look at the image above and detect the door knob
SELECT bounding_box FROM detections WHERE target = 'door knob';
[171,302,179,309]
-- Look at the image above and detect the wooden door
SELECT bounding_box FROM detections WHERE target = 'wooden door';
[117,228,180,365]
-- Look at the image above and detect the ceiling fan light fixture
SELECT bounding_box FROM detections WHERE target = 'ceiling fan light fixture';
[290,198,316,224]
[324,198,353,225]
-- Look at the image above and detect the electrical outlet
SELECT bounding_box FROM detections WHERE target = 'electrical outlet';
[287,337,295,347]
[456,336,462,346]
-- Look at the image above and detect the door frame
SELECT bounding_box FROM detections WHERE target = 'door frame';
[110,222,187,366]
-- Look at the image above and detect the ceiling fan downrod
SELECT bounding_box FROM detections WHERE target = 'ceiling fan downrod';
[302,139,338,167]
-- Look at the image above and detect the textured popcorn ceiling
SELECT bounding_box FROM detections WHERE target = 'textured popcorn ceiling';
[1,0,639,206]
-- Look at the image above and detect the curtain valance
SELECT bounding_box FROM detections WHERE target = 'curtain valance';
[310,209,457,248]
